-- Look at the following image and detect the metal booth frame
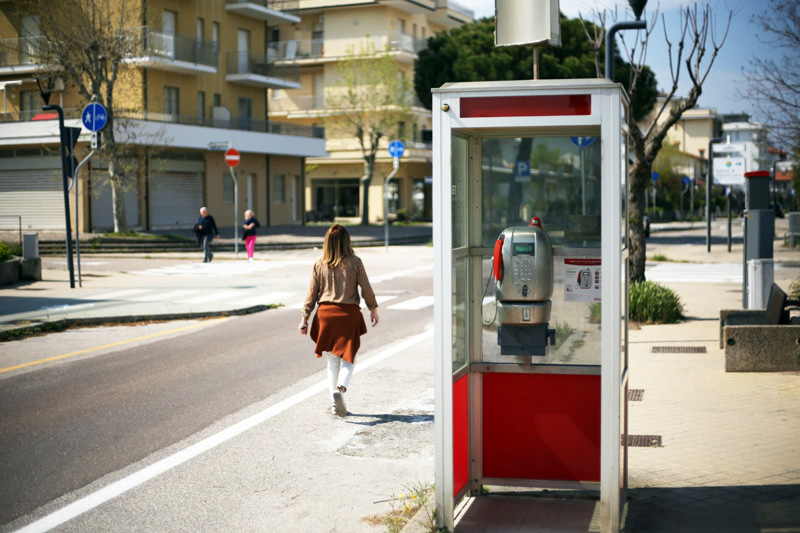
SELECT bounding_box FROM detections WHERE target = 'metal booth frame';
[432,79,630,532]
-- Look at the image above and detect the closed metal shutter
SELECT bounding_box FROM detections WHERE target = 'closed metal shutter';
[149,174,203,229]
[0,169,65,230]
[90,176,140,231]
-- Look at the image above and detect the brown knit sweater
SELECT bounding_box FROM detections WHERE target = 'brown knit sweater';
[302,255,378,320]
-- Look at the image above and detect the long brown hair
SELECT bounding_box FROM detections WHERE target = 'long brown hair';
[322,224,354,267]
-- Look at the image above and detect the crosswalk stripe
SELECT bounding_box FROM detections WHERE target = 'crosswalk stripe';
[130,290,197,302]
[179,290,244,304]
[387,295,435,310]
[646,263,742,283]
[79,289,149,300]
[236,292,296,308]
[375,295,398,304]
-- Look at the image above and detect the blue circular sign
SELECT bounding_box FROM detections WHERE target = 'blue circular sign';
[683,176,691,185]
[82,103,108,132]
[388,140,405,158]
[570,136,596,147]
[651,172,659,182]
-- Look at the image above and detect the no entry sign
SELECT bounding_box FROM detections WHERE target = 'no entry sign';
[225,148,240,167]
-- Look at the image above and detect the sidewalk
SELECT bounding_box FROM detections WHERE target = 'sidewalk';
[622,265,800,531]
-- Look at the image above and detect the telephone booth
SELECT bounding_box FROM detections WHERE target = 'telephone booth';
[432,79,630,532]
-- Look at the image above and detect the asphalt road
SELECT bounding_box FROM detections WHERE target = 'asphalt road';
[0,253,433,528]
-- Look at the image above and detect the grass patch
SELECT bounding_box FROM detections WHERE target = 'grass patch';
[629,281,685,324]
[651,253,669,262]
[101,232,191,241]
[588,302,602,324]
[363,483,433,533]
[790,277,800,301]
[555,321,574,351]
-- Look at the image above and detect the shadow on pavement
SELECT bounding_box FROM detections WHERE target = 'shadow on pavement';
[623,484,800,532]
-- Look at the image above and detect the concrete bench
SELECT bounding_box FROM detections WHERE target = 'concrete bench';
[720,283,800,372]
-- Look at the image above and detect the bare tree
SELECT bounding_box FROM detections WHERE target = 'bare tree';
[19,0,146,232]
[581,3,731,282]
[740,0,800,209]
[322,41,412,225]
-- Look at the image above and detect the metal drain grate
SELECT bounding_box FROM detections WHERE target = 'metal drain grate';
[628,389,644,401]
[626,435,662,447]
[651,346,707,354]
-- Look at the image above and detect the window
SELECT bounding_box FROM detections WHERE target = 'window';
[212,22,220,54]
[164,86,179,119]
[398,121,406,139]
[198,91,205,124]
[213,93,221,107]
[238,97,252,130]
[197,18,204,41]
[273,174,286,203]
[20,90,39,120]
[223,173,234,204]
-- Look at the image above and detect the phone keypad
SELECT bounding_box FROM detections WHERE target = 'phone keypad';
[513,259,533,283]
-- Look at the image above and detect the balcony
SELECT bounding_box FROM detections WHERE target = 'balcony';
[268,94,325,117]
[270,32,427,63]
[225,0,300,24]
[431,0,475,27]
[0,37,51,74]
[226,51,300,89]
[121,27,218,75]
[0,106,323,139]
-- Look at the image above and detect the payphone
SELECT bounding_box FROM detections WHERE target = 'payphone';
[493,217,556,355]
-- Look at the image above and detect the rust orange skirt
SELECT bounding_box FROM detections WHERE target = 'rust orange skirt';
[310,303,367,364]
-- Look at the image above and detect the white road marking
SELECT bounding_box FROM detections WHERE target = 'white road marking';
[179,290,244,304]
[235,292,296,308]
[130,290,196,302]
[646,262,743,283]
[129,260,310,278]
[375,295,398,304]
[13,328,434,533]
[370,264,433,283]
[387,295,435,310]
[79,289,149,300]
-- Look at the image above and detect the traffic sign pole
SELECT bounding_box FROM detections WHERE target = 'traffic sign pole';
[384,141,404,251]
[225,148,241,257]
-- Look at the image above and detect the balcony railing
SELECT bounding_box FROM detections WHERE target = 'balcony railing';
[226,50,300,83]
[0,106,323,139]
[269,32,427,62]
[441,0,475,18]
[269,94,325,114]
[0,36,51,67]
[225,0,298,11]
[120,27,218,68]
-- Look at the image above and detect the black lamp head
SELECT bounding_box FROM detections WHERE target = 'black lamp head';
[629,0,647,20]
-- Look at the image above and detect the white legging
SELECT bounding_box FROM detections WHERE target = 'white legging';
[326,353,354,402]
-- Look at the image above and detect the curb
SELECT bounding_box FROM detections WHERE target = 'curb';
[0,304,276,342]
[400,493,436,533]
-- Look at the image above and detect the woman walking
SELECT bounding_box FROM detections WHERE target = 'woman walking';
[242,210,260,263]
[299,224,379,417]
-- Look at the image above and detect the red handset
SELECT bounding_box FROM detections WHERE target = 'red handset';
[493,235,505,281]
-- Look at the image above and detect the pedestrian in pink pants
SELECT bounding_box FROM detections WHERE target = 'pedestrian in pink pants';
[242,210,260,263]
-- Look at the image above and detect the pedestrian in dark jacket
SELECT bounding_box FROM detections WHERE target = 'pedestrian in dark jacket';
[197,207,219,263]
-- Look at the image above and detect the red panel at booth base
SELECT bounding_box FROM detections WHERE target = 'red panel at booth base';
[454,374,469,495]
[482,373,601,483]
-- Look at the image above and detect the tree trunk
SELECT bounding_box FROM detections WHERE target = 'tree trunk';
[628,158,651,282]
[360,157,375,225]
[109,159,128,233]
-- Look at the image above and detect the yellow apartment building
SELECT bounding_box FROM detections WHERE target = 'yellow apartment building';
[0,0,326,233]
[266,0,473,223]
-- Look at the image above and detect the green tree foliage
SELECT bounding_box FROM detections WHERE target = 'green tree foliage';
[323,41,412,224]
[414,15,657,121]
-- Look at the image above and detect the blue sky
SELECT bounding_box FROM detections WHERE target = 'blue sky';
[456,0,770,121]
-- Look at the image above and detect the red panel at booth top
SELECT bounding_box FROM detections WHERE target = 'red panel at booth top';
[460,95,591,118]
[453,374,469,496]
[482,373,600,482]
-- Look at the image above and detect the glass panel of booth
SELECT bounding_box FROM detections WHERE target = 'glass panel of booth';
[476,134,604,366]
[451,134,470,375]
